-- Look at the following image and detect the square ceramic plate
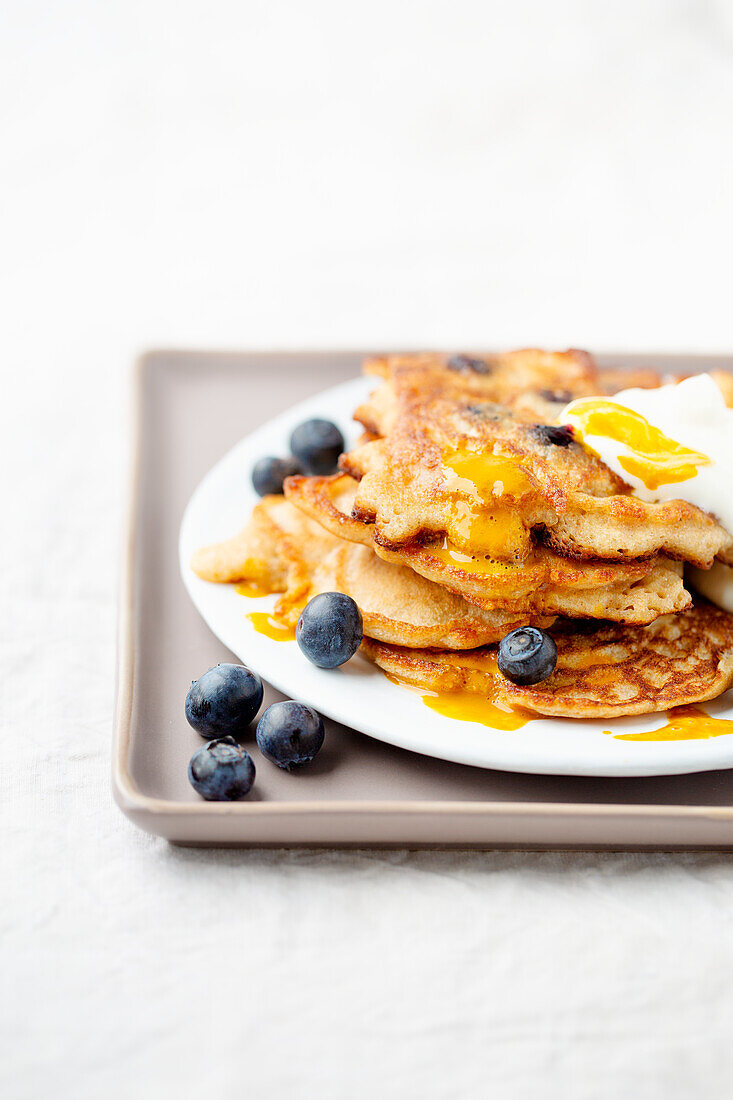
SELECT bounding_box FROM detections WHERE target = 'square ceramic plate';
[114,350,733,847]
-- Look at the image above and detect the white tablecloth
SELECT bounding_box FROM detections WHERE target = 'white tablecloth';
[4,2,733,1096]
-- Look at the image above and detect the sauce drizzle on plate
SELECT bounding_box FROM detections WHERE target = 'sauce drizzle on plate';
[386,672,533,731]
[422,691,532,731]
[608,705,733,742]
[246,611,296,642]
[235,579,275,598]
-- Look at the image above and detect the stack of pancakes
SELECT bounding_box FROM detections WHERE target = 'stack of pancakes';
[192,349,733,719]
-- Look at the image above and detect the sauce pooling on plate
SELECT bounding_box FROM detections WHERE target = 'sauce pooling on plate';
[609,705,733,742]
[236,579,298,639]
[387,672,733,740]
[246,611,296,642]
[422,691,532,731]
[385,672,533,731]
[235,580,275,598]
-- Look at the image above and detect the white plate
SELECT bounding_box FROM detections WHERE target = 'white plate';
[180,376,733,777]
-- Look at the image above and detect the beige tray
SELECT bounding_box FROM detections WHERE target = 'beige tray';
[113,349,733,848]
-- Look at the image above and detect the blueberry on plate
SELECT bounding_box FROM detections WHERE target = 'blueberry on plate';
[296,592,363,668]
[497,627,558,686]
[188,736,256,800]
[289,418,345,475]
[256,701,325,770]
[185,663,264,738]
[447,354,491,375]
[252,455,303,497]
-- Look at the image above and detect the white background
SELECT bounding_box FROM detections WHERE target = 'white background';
[3,2,733,1097]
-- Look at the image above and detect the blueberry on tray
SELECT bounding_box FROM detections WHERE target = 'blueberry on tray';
[188,737,256,800]
[185,663,264,738]
[256,701,325,770]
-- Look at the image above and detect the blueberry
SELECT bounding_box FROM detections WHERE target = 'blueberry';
[447,354,491,375]
[289,419,345,475]
[529,424,575,447]
[256,701,325,770]
[252,455,303,497]
[539,388,574,405]
[188,736,256,800]
[464,402,506,422]
[296,592,363,668]
[185,663,263,738]
[497,627,558,686]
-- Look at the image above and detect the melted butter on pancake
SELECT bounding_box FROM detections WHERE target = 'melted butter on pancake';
[562,649,619,671]
[441,448,532,499]
[441,447,532,556]
[444,502,528,556]
[564,397,711,490]
[448,652,499,673]
[429,539,523,576]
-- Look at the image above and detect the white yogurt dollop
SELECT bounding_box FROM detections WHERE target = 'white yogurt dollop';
[688,561,733,613]
[561,373,733,536]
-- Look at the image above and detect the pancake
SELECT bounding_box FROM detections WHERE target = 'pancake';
[190,497,554,649]
[285,474,691,623]
[342,352,733,567]
[361,601,733,718]
[357,352,669,438]
[358,348,601,425]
